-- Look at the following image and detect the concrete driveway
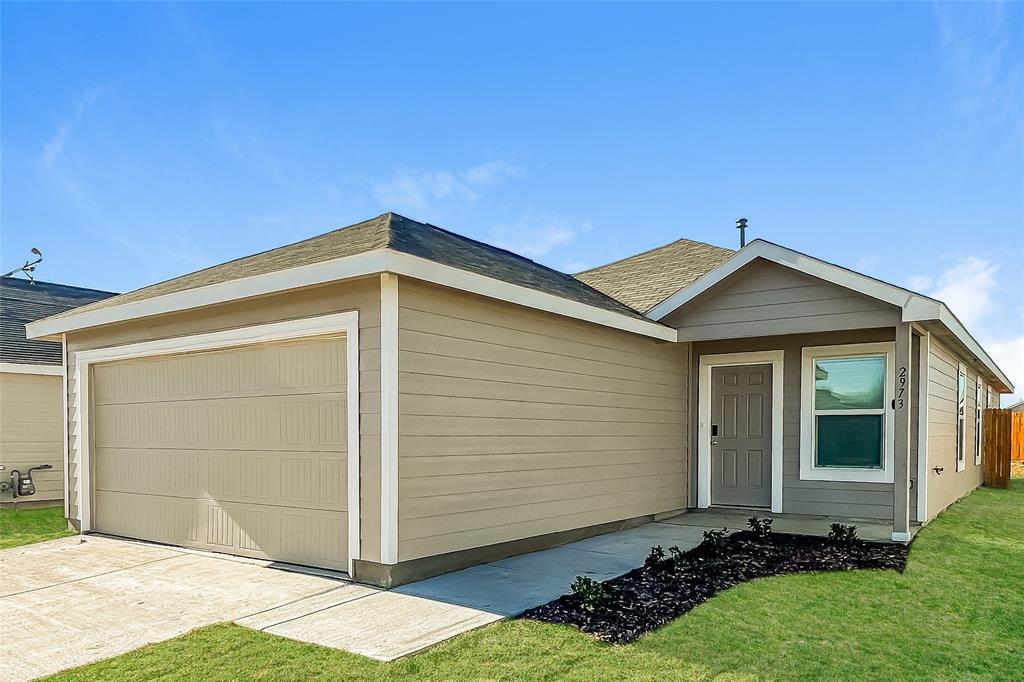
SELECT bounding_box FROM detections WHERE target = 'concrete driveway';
[2,519,713,681]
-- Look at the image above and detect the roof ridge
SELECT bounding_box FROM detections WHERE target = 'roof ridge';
[576,235,733,275]
[382,213,650,316]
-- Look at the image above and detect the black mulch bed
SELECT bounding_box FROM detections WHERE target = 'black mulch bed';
[520,530,909,644]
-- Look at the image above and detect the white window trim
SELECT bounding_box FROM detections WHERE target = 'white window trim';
[975,380,984,466]
[800,342,895,484]
[71,311,361,576]
[697,350,784,513]
[956,363,967,473]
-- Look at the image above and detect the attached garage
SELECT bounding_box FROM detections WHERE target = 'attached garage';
[76,313,361,573]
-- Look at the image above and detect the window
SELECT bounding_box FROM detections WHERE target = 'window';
[956,364,967,472]
[800,342,895,483]
[975,381,984,466]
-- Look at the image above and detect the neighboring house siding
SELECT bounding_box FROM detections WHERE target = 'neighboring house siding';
[396,280,689,562]
[664,259,901,341]
[63,277,384,562]
[0,372,64,505]
[691,328,904,520]
[926,337,983,520]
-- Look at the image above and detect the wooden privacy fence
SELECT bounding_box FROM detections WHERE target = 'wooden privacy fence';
[1013,413,1024,463]
[983,409,1011,488]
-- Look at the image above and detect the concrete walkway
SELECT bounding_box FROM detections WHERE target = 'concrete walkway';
[2,519,714,680]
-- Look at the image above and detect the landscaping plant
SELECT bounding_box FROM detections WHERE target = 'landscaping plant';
[644,545,667,568]
[569,576,606,613]
[747,516,773,537]
[827,523,860,544]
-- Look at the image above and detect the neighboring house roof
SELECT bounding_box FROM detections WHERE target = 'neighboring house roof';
[36,213,647,326]
[575,237,734,313]
[1008,400,1024,413]
[0,276,116,365]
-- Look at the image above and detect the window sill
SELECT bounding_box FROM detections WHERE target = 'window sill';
[799,466,894,484]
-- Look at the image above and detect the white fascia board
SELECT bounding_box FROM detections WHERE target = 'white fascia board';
[27,250,393,341]
[648,238,1011,392]
[905,306,1014,393]
[0,362,64,376]
[27,249,676,343]
[384,251,676,341]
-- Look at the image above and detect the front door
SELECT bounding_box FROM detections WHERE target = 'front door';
[710,364,772,508]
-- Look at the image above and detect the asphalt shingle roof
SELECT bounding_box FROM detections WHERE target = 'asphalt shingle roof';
[575,237,734,313]
[1,277,116,364]
[41,213,650,325]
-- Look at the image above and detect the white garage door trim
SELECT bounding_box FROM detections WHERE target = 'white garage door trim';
[73,311,360,575]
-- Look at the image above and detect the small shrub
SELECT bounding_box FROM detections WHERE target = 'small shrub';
[828,523,860,544]
[747,516,773,537]
[668,545,685,562]
[645,545,666,568]
[570,576,605,612]
[701,527,729,553]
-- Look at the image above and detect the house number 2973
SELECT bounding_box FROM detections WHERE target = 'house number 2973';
[894,366,908,410]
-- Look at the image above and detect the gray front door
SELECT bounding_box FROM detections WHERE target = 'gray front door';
[711,364,772,508]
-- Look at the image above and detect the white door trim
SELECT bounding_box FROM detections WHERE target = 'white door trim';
[72,310,361,576]
[697,350,784,513]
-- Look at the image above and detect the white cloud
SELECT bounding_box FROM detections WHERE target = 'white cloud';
[987,336,1024,406]
[909,255,1022,403]
[912,256,999,328]
[490,217,591,261]
[371,160,524,218]
[905,274,934,293]
[40,85,105,169]
[461,160,524,186]
[855,254,881,274]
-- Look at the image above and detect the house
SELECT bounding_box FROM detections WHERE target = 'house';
[25,213,1013,585]
[1007,399,1024,413]
[1,277,116,507]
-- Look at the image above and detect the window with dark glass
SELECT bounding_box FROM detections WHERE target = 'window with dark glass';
[813,355,886,469]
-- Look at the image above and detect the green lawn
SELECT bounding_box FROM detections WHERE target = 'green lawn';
[48,482,1023,681]
[0,505,76,549]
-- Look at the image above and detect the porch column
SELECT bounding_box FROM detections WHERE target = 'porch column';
[892,323,913,541]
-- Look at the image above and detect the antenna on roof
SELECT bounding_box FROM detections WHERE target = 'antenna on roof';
[736,218,748,248]
[2,248,43,282]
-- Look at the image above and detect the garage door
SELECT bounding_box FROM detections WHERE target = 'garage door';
[90,334,348,570]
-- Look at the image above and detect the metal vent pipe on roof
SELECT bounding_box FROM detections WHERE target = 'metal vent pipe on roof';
[736,218,748,248]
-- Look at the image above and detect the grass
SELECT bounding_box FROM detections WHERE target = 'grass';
[0,505,76,549]
[47,481,1023,681]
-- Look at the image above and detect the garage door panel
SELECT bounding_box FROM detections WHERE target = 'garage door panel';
[95,447,347,512]
[93,336,345,406]
[93,491,347,570]
[94,396,346,452]
[91,335,348,570]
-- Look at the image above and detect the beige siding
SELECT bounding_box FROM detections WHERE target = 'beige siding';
[665,260,901,341]
[0,372,64,505]
[64,277,383,562]
[926,337,983,520]
[692,328,902,520]
[397,280,688,562]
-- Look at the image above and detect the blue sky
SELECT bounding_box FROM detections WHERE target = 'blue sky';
[2,2,1022,402]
